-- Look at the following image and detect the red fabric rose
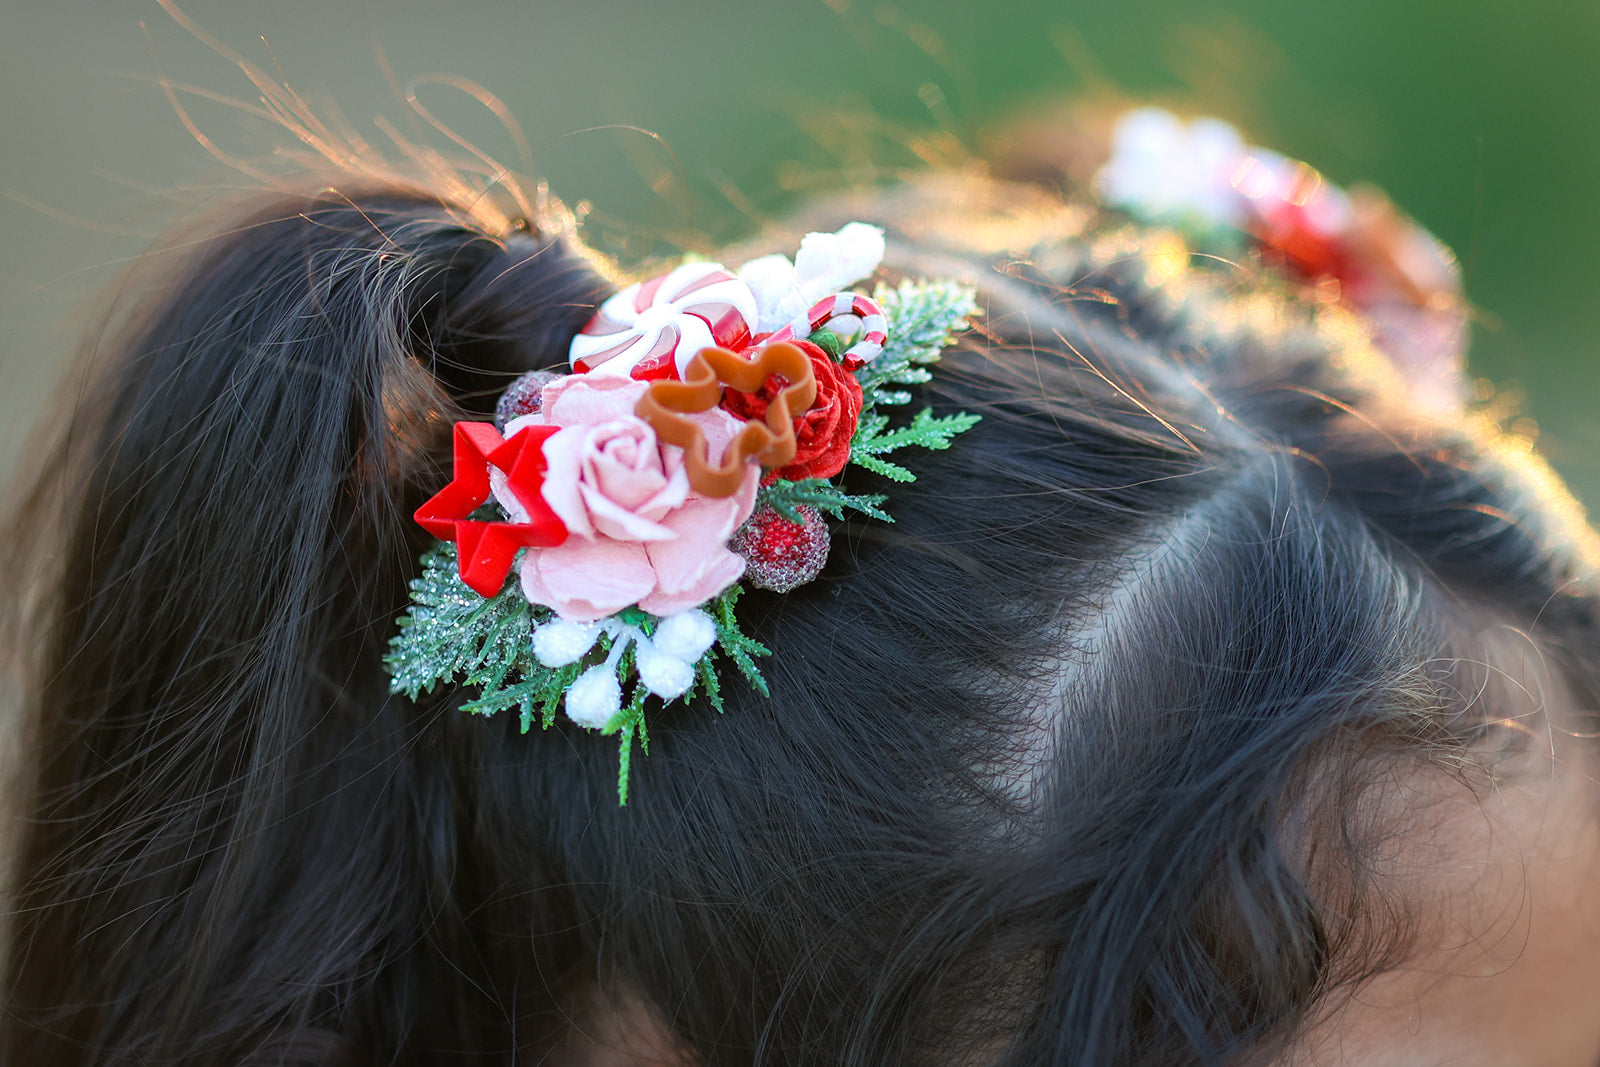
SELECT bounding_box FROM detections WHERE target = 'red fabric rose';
[720,340,862,481]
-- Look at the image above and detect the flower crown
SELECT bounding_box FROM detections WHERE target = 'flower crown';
[386,224,978,802]
[1094,107,1467,390]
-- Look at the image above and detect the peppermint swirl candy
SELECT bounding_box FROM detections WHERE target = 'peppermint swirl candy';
[569,262,758,380]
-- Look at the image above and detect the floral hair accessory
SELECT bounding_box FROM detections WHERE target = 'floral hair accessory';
[386,224,979,802]
[1095,107,1467,398]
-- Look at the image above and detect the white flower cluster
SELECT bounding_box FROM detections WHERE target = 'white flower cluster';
[531,608,719,729]
[1095,107,1254,231]
[1095,107,1357,240]
[737,222,887,333]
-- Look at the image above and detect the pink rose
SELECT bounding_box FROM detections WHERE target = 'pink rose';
[495,374,757,622]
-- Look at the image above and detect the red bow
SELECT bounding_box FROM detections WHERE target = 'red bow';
[415,422,568,596]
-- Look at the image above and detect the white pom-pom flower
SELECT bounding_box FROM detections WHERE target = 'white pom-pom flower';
[651,609,718,663]
[738,223,886,333]
[532,618,601,668]
[793,222,885,298]
[565,665,623,729]
[738,254,812,334]
[634,640,695,700]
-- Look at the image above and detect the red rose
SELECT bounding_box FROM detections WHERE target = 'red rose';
[721,340,862,482]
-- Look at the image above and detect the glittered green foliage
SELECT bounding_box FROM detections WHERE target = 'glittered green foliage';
[859,280,979,408]
[760,478,891,523]
[387,543,771,806]
[386,542,545,700]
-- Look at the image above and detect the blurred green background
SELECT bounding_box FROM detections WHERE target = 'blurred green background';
[3,0,1597,505]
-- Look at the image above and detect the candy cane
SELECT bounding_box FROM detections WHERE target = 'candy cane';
[761,291,887,371]
[569,262,758,380]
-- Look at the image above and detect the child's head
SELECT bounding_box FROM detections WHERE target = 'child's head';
[5,119,1600,1066]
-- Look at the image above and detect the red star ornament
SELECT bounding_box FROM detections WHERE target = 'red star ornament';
[415,421,569,597]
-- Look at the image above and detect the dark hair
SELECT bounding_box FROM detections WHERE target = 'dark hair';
[4,163,1599,1066]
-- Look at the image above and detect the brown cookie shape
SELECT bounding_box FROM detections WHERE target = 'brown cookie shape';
[635,343,819,498]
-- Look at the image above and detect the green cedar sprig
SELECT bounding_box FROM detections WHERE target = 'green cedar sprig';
[844,279,981,484]
[707,585,770,700]
[849,407,983,482]
[759,478,892,523]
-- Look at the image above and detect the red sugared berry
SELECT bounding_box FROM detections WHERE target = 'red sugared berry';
[731,505,831,593]
[494,370,564,431]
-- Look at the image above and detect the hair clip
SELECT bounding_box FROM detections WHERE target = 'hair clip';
[387,224,979,802]
[1094,107,1467,399]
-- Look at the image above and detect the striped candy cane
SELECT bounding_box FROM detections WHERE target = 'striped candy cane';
[761,291,887,370]
[569,262,758,380]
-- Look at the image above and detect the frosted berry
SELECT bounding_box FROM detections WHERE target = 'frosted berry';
[565,665,622,729]
[494,370,564,430]
[531,618,599,668]
[652,609,717,662]
[635,641,695,700]
[731,505,830,593]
